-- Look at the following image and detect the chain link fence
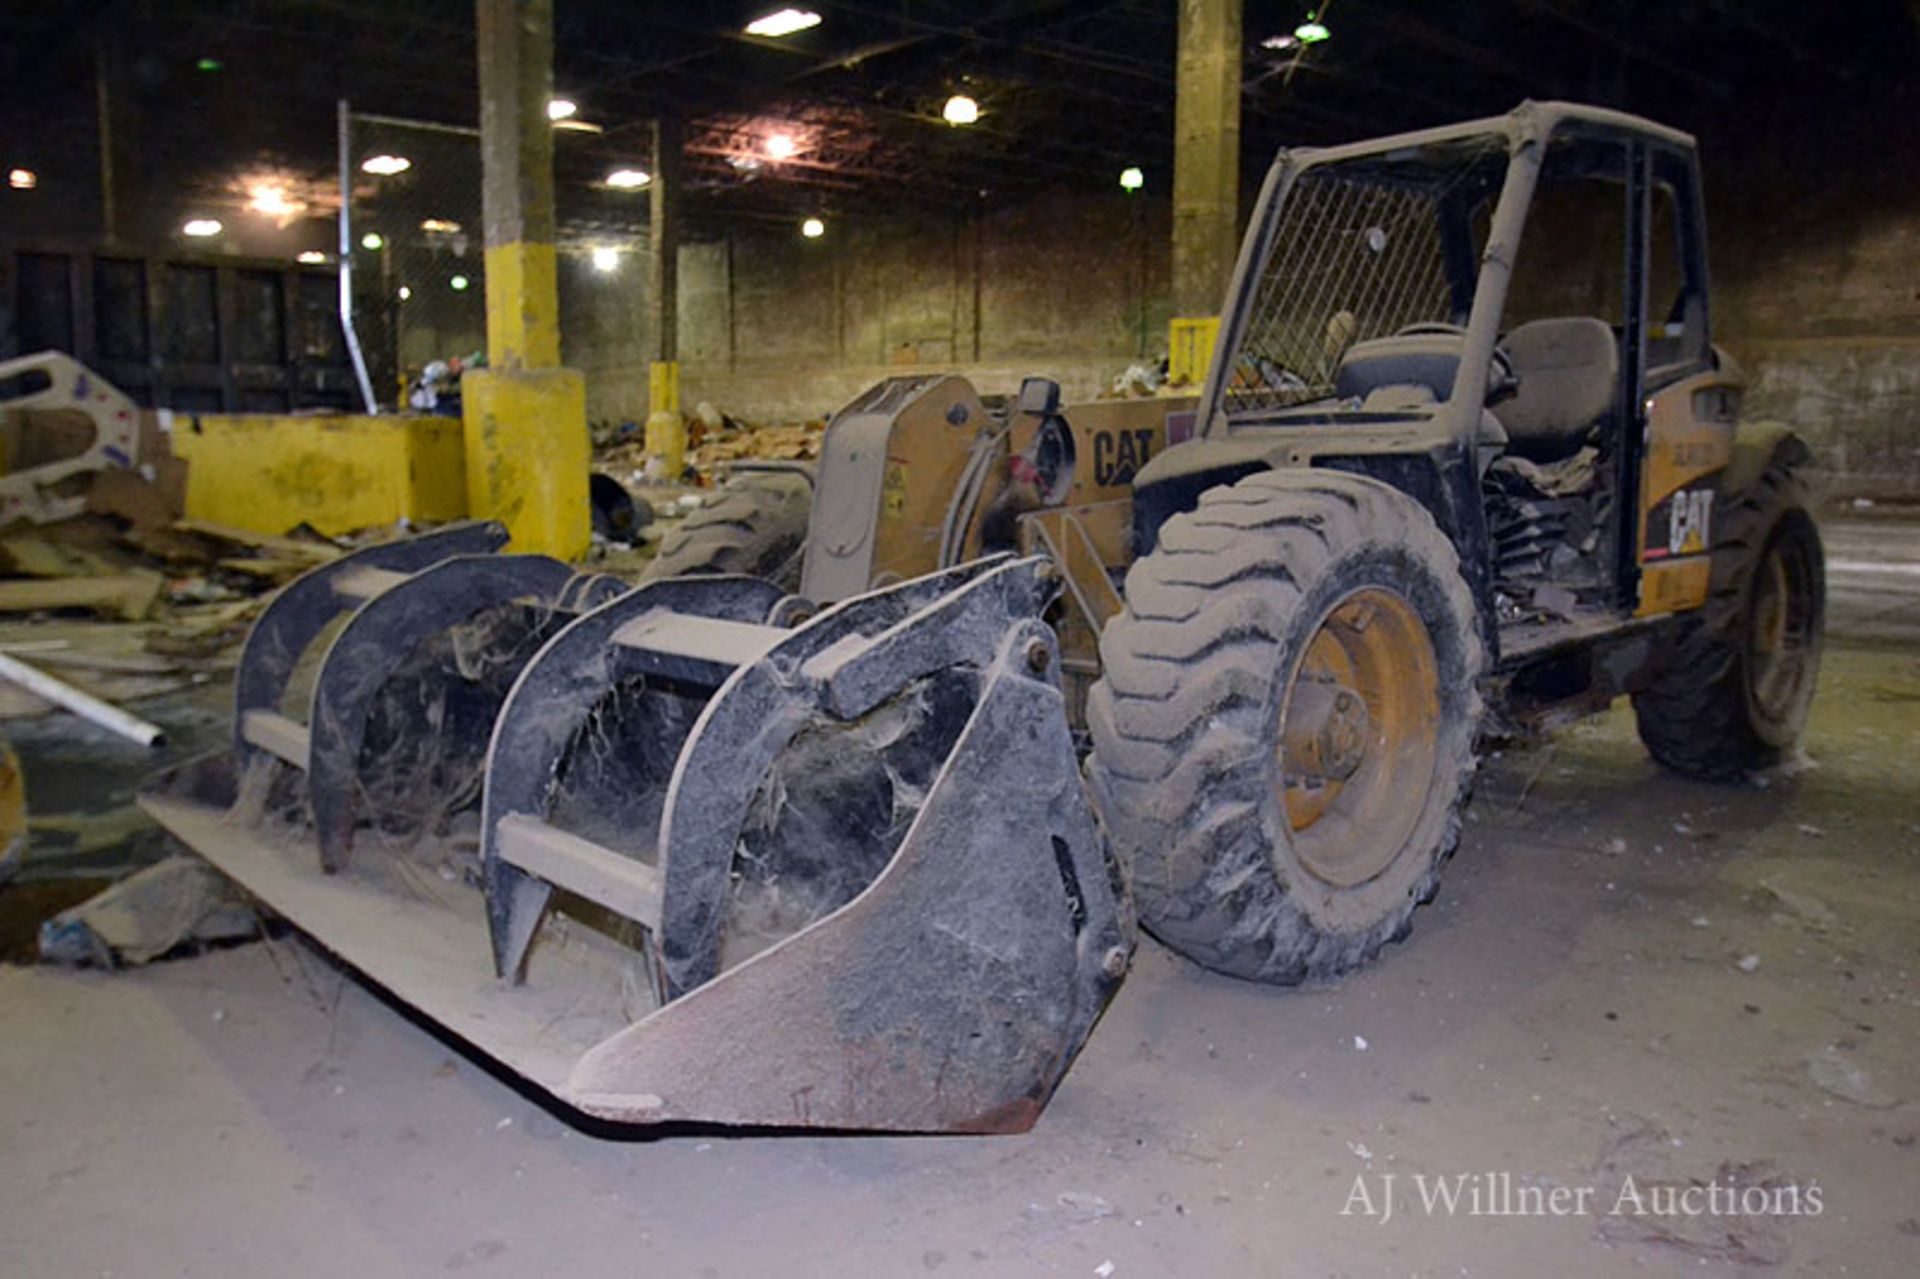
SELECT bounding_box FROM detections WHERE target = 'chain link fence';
[340,107,655,421]
[342,110,488,412]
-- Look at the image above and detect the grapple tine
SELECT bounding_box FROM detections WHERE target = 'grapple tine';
[480,576,788,979]
[143,549,1130,1134]
[232,521,508,765]
[566,563,1129,1131]
[306,554,577,871]
[656,554,1041,996]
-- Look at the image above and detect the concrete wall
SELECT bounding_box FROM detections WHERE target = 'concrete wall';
[559,191,1170,428]
[1710,179,1920,499]
[558,152,1918,498]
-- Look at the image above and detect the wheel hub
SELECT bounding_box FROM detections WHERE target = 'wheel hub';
[1275,586,1441,889]
[1281,678,1371,782]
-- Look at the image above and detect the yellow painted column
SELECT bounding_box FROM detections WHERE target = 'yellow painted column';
[462,0,589,559]
[1170,0,1242,370]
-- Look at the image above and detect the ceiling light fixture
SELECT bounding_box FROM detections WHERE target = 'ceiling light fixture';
[420,218,462,234]
[801,217,825,239]
[296,250,327,264]
[1294,13,1331,43]
[1118,166,1145,193]
[942,94,980,125]
[604,168,651,190]
[245,182,303,219]
[591,245,622,273]
[765,132,798,160]
[398,286,412,300]
[744,8,821,38]
[361,232,384,251]
[361,154,411,176]
[182,218,222,237]
[7,168,36,190]
[547,98,578,121]
[450,274,471,291]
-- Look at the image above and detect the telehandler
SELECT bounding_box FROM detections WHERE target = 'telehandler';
[142,101,1824,1133]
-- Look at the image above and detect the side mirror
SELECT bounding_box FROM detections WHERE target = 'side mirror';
[1016,376,1060,417]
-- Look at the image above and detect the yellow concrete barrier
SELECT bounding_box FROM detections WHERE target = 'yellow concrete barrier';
[1168,316,1221,387]
[172,413,466,538]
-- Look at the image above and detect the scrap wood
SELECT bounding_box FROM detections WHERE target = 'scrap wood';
[0,572,163,622]
[173,518,342,563]
[84,463,186,532]
[125,525,231,569]
[0,646,182,677]
[145,598,263,660]
[214,556,313,583]
[0,532,122,579]
[692,424,824,466]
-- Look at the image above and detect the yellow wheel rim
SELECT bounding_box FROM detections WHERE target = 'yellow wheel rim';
[1276,587,1441,888]
[1747,531,1816,724]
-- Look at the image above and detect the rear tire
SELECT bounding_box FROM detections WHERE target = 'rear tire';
[1632,453,1824,779]
[639,472,812,593]
[1088,470,1485,984]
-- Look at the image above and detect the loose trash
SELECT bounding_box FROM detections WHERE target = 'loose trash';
[37,854,256,966]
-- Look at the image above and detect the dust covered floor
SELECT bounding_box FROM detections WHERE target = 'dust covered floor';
[2,637,1917,1277]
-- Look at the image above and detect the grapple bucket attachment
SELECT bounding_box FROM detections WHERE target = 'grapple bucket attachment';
[142,549,1126,1133]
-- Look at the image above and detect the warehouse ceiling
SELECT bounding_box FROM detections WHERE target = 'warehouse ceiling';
[3,0,1918,244]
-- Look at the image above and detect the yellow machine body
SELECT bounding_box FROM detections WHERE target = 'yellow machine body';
[1633,366,1741,617]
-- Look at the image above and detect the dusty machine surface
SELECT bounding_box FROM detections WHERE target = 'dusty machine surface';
[143,526,1124,1132]
[1091,100,1824,983]
[141,101,1824,1134]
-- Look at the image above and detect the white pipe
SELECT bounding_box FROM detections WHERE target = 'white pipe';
[339,98,379,415]
[0,651,166,748]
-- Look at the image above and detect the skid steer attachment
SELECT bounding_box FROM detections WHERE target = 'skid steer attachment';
[142,552,1126,1133]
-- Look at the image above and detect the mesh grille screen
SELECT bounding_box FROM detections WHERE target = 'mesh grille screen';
[1224,146,1498,416]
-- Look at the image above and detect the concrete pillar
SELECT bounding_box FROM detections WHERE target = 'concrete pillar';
[462,0,589,558]
[1171,0,1242,335]
[648,116,681,416]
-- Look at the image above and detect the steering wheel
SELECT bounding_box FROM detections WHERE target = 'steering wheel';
[1393,322,1518,404]
[1485,343,1519,405]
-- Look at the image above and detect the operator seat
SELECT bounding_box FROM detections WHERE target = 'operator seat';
[1491,317,1618,461]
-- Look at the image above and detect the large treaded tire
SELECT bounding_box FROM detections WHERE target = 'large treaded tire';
[639,472,812,593]
[1088,470,1485,984]
[1632,452,1824,780]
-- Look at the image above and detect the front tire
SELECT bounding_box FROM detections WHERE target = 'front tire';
[1088,470,1485,984]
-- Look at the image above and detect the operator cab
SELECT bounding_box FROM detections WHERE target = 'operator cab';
[1194,105,1717,644]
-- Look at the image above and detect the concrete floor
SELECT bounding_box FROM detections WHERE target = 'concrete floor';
[2,525,1918,1277]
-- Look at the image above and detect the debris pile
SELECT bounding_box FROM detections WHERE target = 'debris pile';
[588,398,824,573]
[594,399,825,488]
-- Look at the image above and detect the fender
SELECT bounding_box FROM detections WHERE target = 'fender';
[1721,421,1813,498]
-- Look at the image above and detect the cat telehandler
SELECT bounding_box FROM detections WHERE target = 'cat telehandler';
[143,101,1824,1133]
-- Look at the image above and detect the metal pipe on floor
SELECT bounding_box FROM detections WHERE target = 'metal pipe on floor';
[0,652,165,748]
